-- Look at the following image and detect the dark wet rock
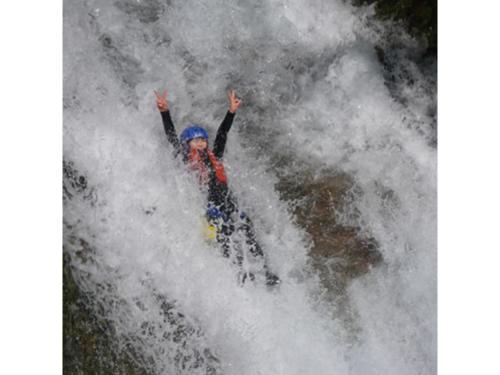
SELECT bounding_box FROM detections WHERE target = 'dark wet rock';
[275,160,383,286]
[64,251,148,375]
[64,233,223,374]
[351,0,437,147]
[353,0,437,57]
[273,158,383,337]
[374,42,437,147]
[64,249,222,374]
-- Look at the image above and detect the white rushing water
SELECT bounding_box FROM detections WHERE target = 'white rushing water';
[64,0,436,374]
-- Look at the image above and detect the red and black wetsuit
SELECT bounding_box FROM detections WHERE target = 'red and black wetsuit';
[160,110,264,260]
[160,109,280,285]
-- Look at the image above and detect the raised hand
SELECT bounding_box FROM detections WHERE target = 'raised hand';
[154,90,169,112]
[227,89,242,113]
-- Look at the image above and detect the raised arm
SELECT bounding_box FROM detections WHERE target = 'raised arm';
[155,90,181,157]
[213,90,242,159]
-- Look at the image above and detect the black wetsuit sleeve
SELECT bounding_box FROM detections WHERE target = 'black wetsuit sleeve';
[212,111,235,159]
[161,110,181,158]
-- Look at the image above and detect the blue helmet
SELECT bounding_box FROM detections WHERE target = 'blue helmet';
[180,125,209,144]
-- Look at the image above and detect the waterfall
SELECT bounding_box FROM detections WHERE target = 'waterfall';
[64,0,436,373]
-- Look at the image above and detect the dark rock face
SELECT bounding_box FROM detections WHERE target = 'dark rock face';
[63,161,142,374]
[298,175,382,279]
[64,248,222,375]
[349,0,437,148]
[273,162,384,336]
[64,251,148,375]
[275,163,383,287]
[353,0,437,57]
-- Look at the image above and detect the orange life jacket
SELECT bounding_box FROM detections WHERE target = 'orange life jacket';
[187,148,228,186]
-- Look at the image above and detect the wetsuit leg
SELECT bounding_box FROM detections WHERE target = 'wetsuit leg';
[215,220,246,268]
[216,221,233,258]
[237,213,264,258]
[209,197,280,286]
[236,213,280,286]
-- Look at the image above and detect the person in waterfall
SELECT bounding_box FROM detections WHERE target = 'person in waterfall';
[154,88,280,286]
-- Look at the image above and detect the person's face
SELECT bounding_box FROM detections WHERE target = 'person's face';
[189,137,208,151]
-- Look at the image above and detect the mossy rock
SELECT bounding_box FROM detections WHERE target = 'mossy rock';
[63,252,147,375]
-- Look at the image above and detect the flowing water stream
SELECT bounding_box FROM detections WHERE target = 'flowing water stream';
[63,1,436,374]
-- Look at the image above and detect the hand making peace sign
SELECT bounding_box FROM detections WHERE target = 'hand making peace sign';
[154,90,169,112]
[227,89,242,114]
